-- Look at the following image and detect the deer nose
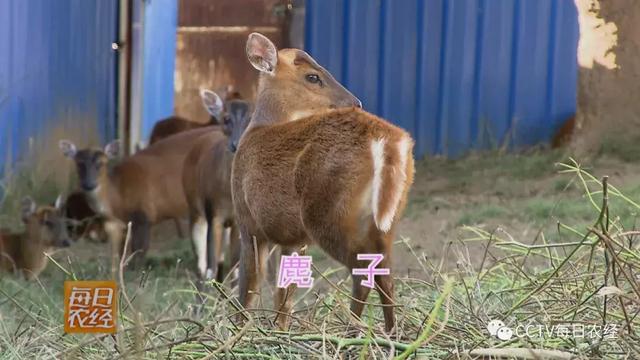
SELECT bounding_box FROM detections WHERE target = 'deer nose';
[354,99,362,108]
[229,142,238,153]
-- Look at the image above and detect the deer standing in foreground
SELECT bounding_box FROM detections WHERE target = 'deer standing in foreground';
[59,125,219,274]
[0,197,71,279]
[183,90,252,281]
[232,33,415,332]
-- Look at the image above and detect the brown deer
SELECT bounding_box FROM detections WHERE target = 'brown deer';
[147,89,237,240]
[0,197,71,279]
[149,88,242,145]
[232,33,414,332]
[182,90,252,281]
[64,191,108,243]
[59,126,217,272]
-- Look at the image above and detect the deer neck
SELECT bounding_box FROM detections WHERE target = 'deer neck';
[86,168,118,217]
[0,232,21,271]
[250,90,291,127]
[19,227,46,271]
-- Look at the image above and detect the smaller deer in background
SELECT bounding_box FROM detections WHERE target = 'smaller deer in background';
[146,89,228,239]
[0,197,71,279]
[232,33,414,332]
[64,191,108,243]
[183,90,251,281]
[59,125,215,273]
[149,88,242,145]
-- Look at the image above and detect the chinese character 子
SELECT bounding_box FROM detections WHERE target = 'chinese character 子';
[277,252,314,288]
[64,281,117,334]
[351,254,390,289]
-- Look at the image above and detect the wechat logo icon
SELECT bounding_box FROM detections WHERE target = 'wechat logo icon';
[487,320,513,341]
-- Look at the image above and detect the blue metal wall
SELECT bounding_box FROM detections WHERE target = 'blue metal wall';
[0,0,118,167]
[305,0,579,157]
[140,0,178,140]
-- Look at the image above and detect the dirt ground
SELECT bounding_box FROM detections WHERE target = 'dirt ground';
[59,149,640,287]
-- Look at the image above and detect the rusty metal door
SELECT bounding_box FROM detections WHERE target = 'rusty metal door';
[175,0,291,122]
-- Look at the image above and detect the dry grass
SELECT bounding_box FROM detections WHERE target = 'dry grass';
[0,157,639,359]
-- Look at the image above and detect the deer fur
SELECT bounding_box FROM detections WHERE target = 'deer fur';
[0,197,71,279]
[64,191,108,243]
[231,33,414,332]
[182,91,252,280]
[59,126,218,272]
[148,88,243,145]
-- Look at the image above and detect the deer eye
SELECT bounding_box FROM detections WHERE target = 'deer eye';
[305,74,322,85]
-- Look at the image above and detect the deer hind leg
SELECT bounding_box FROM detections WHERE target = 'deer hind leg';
[237,225,268,321]
[374,252,395,332]
[274,245,306,330]
[368,228,396,332]
[173,218,185,239]
[349,265,373,321]
[130,211,150,269]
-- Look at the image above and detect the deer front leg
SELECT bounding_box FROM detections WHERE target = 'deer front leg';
[190,215,208,279]
[238,226,268,322]
[104,219,124,278]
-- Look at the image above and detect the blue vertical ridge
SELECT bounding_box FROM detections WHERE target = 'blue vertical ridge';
[544,0,558,131]
[341,0,350,86]
[304,0,313,52]
[413,0,425,156]
[435,0,449,154]
[376,0,387,116]
[506,0,521,145]
[470,0,485,148]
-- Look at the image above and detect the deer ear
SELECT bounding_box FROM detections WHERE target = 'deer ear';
[246,32,278,75]
[21,197,36,221]
[54,194,65,211]
[59,140,77,158]
[104,140,121,159]
[200,89,223,118]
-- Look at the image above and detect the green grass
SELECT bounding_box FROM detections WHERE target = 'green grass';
[457,204,511,226]
[1,154,640,358]
[598,131,640,162]
[420,149,566,187]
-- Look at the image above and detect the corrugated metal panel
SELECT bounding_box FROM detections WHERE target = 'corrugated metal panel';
[140,0,178,140]
[174,0,286,124]
[305,0,578,157]
[0,0,118,168]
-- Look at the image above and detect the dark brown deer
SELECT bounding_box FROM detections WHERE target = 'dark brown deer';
[0,197,71,279]
[232,33,414,332]
[149,88,243,145]
[59,126,217,273]
[182,90,251,280]
[64,191,107,243]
